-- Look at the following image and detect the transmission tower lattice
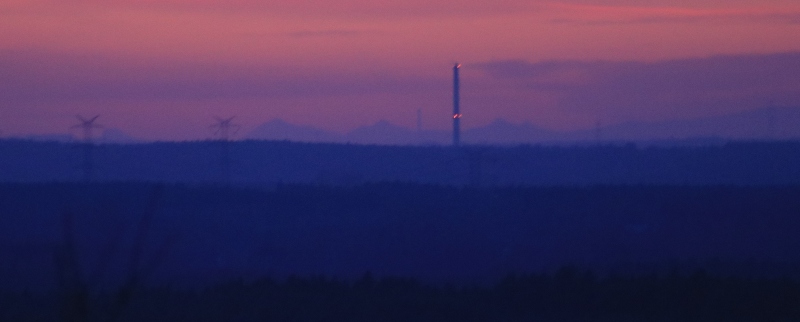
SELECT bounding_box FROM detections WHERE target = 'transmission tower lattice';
[210,116,240,142]
[210,116,240,184]
[71,115,102,182]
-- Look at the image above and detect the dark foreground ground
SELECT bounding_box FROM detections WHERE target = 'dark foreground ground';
[3,269,799,322]
[3,183,800,288]
[2,182,800,321]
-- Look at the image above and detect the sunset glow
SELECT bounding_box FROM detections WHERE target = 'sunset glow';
[2,0,800,140]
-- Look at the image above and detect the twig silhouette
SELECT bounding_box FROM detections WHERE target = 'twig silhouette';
[54,184,173,322]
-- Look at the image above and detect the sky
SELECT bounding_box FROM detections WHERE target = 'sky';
[1,0,800,140]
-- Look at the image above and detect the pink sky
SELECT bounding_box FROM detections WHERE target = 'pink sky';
[2,0,800,140]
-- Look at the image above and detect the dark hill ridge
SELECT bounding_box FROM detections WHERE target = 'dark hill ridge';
[2,139,800,185]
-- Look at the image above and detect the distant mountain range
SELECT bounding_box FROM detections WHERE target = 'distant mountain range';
[13,128,139,144]
[8,105,799,145]
[248,105,800,145]
[581,105,800,142]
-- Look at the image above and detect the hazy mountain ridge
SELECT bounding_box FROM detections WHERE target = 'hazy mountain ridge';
[588,105,800,142]
[7,105,797,146]
[248,119,342,143]
[11,128,139,144]
[247,105,800,145]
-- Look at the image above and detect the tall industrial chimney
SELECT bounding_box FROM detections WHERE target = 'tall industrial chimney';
[453,63,461,146]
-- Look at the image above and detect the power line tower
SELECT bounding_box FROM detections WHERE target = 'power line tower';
[71,115,101,182]
[211,116,238,142]
[210,116,240,184]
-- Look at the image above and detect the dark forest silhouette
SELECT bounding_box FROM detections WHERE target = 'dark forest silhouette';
[2,140,800,185]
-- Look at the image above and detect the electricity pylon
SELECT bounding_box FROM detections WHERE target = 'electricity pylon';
[210,116,240,184]
[71,115,102,182]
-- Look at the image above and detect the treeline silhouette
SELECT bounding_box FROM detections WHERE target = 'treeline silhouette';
[2,139,800,185]
[3,269,799,321]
